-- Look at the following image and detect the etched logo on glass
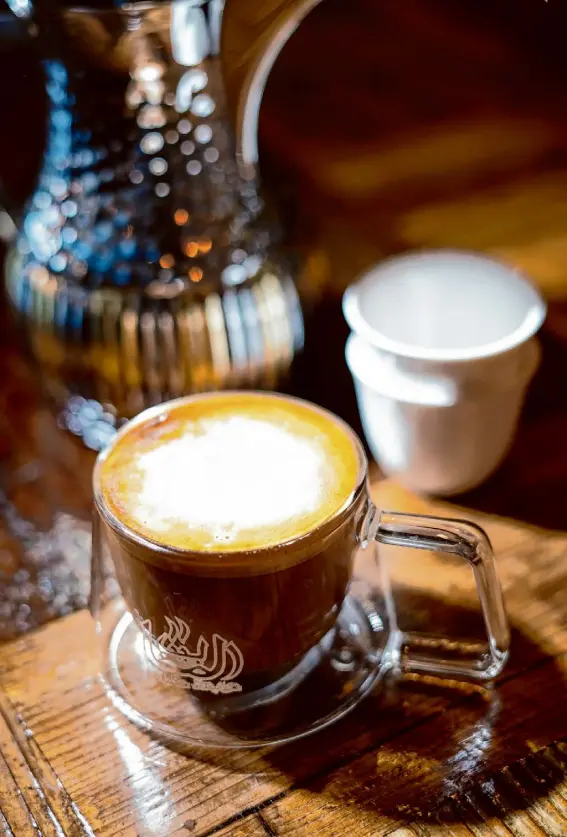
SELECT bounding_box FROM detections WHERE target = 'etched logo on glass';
[134,612,244,694]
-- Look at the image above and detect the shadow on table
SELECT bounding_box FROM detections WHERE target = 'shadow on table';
[184,593,565,830]
[271,593,566,827]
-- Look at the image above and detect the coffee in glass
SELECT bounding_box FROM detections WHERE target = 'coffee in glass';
[91,392,510,747]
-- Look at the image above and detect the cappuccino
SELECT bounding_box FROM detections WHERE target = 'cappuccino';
[95,393,366,698]
[100,392,362,554]
[92,392,509,743]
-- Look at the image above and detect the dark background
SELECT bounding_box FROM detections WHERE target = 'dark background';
[2,0,567,526]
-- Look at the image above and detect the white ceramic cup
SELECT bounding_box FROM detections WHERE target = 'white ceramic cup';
[343,250,546,496]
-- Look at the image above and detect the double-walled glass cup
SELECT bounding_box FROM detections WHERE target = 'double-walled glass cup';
[91,393,510,748]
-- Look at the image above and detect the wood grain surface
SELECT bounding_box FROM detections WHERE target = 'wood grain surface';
[1,0,567,834]
[0,477,566,836]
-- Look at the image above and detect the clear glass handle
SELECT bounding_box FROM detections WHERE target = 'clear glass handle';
[374,510,510,683]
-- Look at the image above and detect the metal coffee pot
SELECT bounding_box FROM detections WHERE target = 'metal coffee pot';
[3,0,323,447]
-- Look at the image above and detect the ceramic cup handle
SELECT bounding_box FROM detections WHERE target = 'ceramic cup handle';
[369,510,510,682]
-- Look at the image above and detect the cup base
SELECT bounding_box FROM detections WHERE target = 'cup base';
[99,593,391,749]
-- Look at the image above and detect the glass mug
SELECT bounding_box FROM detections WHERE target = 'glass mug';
[90,392,510,748]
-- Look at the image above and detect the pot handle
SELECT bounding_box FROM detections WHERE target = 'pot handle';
[221,0,327,165]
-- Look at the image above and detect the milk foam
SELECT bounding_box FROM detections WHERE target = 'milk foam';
[132,416,327,546]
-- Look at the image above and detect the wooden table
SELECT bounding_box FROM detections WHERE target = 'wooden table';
[0,332,566,836]
[0,493,566,837]
[2,1,567,834]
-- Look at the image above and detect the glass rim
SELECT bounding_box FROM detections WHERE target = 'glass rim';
[93,390,369,565]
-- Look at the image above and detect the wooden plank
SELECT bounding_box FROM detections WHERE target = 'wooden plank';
[0,689,96,836]
[215,816,274,837]
[260,737,567,837]
[0,746,44,837]
[0,613,289,836]
[0,493,566,837]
